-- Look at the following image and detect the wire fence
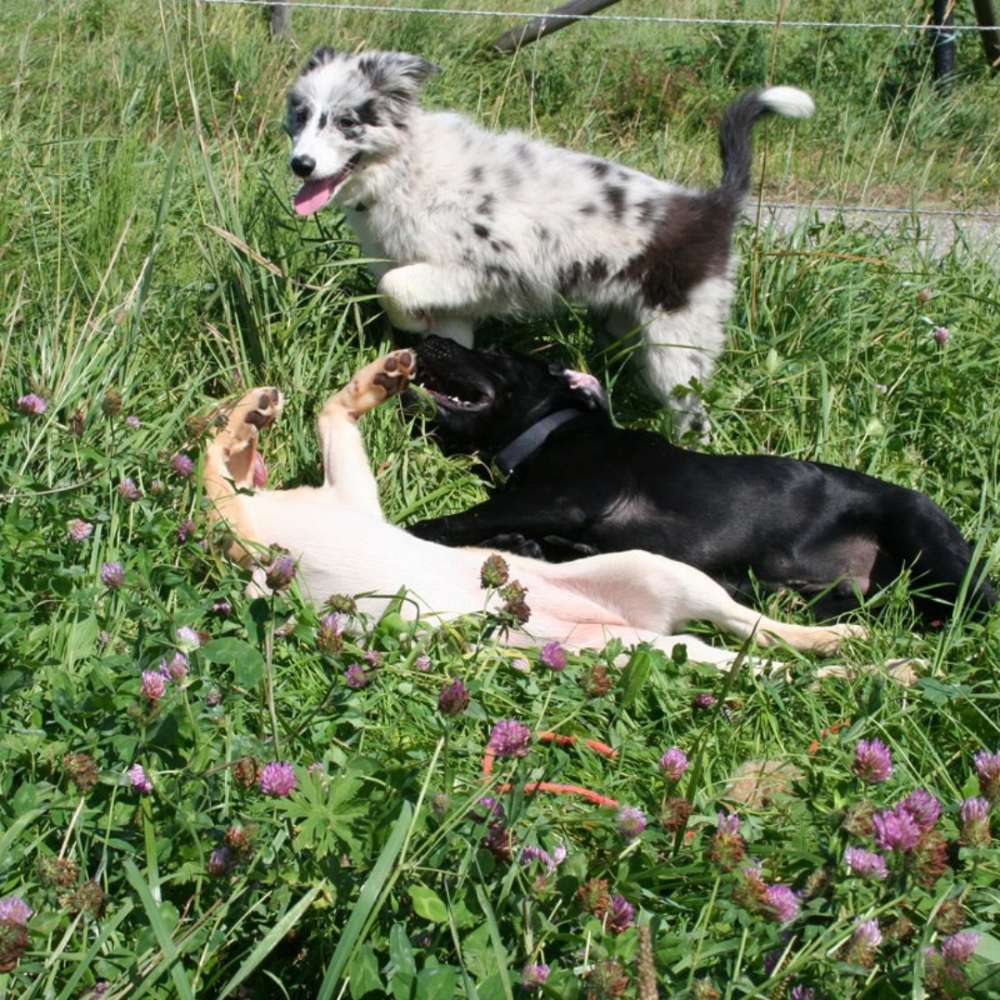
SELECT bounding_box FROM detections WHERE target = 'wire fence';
[197,0,1000,229]
[198,0,997,32]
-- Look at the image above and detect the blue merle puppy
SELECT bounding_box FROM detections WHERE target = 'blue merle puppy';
[285,47,814,436]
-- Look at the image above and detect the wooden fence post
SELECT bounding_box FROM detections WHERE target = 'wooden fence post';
[972,0,1000,72]
[494,0,623,54]
[270,1,291,39]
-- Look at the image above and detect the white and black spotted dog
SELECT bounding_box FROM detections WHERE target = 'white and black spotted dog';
[285,47,813,436]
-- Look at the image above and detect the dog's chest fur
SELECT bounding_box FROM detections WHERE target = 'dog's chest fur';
[350,110,694,311]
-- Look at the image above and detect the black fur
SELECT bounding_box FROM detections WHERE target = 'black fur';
[407,337,996,624]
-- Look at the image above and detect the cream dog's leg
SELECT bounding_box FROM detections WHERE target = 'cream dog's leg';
[317,350,415,516]
[529,550,865,656]
[203,387,283,561]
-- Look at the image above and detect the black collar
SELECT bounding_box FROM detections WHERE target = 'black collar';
[493,409,584,478]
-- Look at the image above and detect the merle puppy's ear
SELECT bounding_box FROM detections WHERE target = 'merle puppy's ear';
[550,365,608,411]
[358,51,440,104]
[302,47,337,74]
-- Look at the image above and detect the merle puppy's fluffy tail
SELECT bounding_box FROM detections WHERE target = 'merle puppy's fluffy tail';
[718,87,814,199]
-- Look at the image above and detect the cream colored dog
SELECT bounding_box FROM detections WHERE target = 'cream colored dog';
[202,351,863,670]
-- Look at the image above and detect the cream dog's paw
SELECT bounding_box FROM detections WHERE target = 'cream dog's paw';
[340,351,415,417]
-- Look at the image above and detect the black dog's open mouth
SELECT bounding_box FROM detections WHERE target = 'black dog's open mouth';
[412,367,490,412]
[293,154,361,216]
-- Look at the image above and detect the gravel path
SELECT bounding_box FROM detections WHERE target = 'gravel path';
[749,203,999,265]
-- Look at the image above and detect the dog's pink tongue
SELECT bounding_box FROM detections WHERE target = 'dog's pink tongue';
[252,452,268,488]
[293,177,336,216]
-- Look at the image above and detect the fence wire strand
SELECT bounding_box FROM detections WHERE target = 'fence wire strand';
[197,0,997,33]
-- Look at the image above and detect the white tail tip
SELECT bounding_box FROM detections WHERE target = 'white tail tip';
[760,86,815,119]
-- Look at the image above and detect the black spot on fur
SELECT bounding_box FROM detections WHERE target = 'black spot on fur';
[604,185,626,222]
[476,193,495,217]
[587,257,609,282]
[470,166,485,183]
[587,160,610,178]
[473,223,490,240]
[356,99,380,127]
[453,230,464,242]
[538,227,550,241]
[317,112,328,130]
[393,120,408,131]
[580,204,597,216]
[304,47,337,73]
[501,166,521,188]
[490,239,513,254]
[636,199,658,226]
[355,203,367,212]
[618,192,736,311]
[485,265,511,280]
[558,260,583,293]
[516,143,534,165]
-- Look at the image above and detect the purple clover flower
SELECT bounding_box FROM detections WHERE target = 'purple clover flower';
[659,747,689,781]
[259,761,298,797]
[521,963,551,990]
[171,452,194,477]
[615,805,647,841]
[207,846,234,876]
[438,678,470,716]
[414,654,432,672]
[845,919,881,966]
[959,796,991,846]
[941,931,979,964]
[316,612,344,653]
[873,804,921,852]
[100,562,125,589]
[539,641,567,671]
[177,518,196,543]
[117,478,142,502]
[211,599,232,618]
[17,393,47,415]
[693,692,717,710]
[125,415,141,429]
[163,652,188,680]
[764,884,800,924]
[176,626,202,651]
[488,720,532,758]
[789,987,816,1000]
[844,847,889,881]
[471,797,506,827]
[607,894,636,933]
[932,326,950,345]
[67,519,93,541]
[853,739,893,784]
[900,789,941,832]
[140,671,167,701]
[344,664,369,689]
[974,749,1000,802]
[265,554,296,592]
[128,763,153,794]
[0,896,33,925]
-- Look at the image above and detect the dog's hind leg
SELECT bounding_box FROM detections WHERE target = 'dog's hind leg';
[317,350,415,515]
[632,278,733,439]
[533,550,865,655]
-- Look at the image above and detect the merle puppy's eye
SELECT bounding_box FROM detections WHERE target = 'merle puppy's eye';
[338,115,359,130]
[295,107,309,127]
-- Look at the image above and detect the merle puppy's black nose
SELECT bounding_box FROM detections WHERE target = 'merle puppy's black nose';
[290,154,316,178]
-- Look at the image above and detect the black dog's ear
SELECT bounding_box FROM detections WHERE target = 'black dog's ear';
[550,365,608,411]
[357,51,440,104]
[302,47,338,74]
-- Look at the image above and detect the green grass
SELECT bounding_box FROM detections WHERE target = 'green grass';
[1,1,1000,997]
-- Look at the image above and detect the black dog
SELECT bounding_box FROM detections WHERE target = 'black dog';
[406,336,995,623]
